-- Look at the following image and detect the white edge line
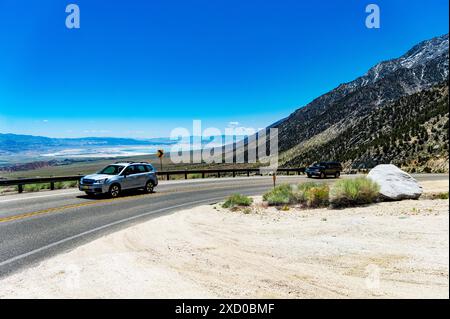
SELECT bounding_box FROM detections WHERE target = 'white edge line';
[0,196,225,268]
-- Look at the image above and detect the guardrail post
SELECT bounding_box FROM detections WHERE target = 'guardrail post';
[18,184,23,193]
[202,172,205,178]
[232,170,236,177]
[166,173,170,181]
[185,172,188,179]
[217,172,220,178]
[50,182,55,190]
[247,170,250,177]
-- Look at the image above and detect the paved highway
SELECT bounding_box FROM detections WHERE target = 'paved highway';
[0,174,447,277]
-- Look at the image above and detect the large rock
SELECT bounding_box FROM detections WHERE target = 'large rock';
[367,164,423,200]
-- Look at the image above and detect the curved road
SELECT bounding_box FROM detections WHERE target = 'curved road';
[0,174,447,277]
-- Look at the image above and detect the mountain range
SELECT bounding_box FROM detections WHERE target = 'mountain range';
[0,134,176,156]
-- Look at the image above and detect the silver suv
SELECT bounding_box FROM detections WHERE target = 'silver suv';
[79,162,158,197]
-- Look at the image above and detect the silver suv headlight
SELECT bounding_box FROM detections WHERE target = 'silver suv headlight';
[95,178,108,184]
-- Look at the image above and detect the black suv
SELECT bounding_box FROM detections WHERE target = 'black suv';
[306,162,342,179]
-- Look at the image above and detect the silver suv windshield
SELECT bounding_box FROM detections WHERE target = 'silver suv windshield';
[98,165,125,175]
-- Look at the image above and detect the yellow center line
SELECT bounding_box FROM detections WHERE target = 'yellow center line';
[0,193,159,223]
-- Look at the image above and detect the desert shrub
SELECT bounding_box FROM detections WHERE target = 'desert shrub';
[330,177,380,208]
[20,181,78,192]
[305,185,330,208]
[423,166,432,173]
[54,181,78,189]
[293,182,329,208]
[262,184,295,206]
[22,183,50,192]
[222,194,253,208]
[0,186,16,194]
[437,192,449,199]
[292,182,319,202]
[426,192,449,200]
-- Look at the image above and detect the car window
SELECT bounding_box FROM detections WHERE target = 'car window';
[136,165,147,173]
[146,165,154,172]
[123,166,135,175]
[99,165,124,175]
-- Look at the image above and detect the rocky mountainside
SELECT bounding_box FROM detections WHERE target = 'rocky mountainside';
[282,83,449,172]
[275,34,449,172]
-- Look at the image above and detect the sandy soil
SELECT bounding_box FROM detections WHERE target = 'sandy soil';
[0,181,448,299]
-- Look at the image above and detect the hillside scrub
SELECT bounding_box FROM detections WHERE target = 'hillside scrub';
[330,177,380,208]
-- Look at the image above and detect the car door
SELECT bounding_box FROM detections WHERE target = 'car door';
[121,165,139,189]
[134,165,149,188]
[324,163,332,176]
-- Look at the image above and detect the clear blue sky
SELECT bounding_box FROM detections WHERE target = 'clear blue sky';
[0,0,448,138]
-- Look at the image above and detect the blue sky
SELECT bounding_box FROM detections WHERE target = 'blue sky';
[0,0,448,138]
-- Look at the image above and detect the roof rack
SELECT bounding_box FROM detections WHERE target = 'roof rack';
[114,161,150,164]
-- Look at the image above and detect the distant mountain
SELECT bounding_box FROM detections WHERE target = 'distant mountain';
[0,133,245,157]
[0,134,175,155]
[273,34,449,172]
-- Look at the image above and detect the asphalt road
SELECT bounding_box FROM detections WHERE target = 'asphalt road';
[0,174,447,277]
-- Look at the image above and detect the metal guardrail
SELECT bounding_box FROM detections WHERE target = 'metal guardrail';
[0,168,306,193]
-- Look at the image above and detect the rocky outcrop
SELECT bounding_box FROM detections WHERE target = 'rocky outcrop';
[367,164,423,200]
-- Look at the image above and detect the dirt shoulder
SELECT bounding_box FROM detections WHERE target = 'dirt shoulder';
[0,181,448,298]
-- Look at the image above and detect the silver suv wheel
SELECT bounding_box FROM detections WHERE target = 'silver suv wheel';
[144,181,154,193]
[109,184,120,198]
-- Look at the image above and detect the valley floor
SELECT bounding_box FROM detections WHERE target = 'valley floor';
[0,181,448,299]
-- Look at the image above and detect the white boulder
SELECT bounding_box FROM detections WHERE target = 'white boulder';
[367,164,423,200]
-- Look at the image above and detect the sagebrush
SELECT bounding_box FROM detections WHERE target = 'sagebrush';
[222,194,253,208]
[262,184,296,206]
[330,177,380,208]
